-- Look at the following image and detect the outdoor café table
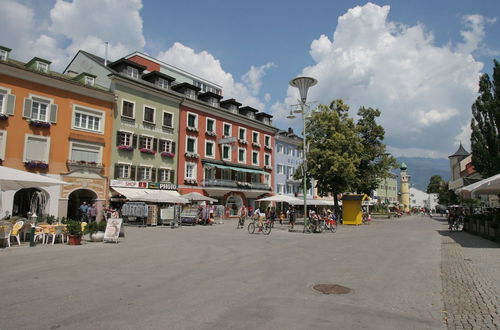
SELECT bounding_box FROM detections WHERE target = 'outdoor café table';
[38,224,67,244]
[0,224,12,246]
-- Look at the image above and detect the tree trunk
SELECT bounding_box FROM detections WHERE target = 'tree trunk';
[333,192,340,220]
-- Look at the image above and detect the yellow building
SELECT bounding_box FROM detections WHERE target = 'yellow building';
[399,163,410,212]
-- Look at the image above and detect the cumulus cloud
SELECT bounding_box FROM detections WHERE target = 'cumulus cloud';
[275,2,487,158]
[242,62,276,95]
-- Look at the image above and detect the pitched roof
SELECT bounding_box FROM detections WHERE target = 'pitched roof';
[449,143,470,158]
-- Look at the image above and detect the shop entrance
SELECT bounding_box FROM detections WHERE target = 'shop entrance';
[226,195,242,217]
[12,188,48,218]
[67,189,97,221]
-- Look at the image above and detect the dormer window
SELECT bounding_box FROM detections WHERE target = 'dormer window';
[126,66,139,79]
[157,78,168,89]
[228,104,237,113]
[84,76,95,86]
[0,49,7,61]
[186,89,196,99]
[208,97,218,107]
[36,61,48,73]
[248,112,255,119]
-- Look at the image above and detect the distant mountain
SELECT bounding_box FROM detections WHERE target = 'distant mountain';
[396,157,450,191]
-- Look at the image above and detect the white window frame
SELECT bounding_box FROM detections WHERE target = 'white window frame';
[143,105,156,124]
[0,130,7,160]
[265,153,271,166]
[238,127,246,141]
[205,140,215,158]
[0,49,7,61]
[138,165,153,181]
[68,140,103,163]
[141,135,154,150]
[159,167,172,182]
[23,134,50,163]
[36,61,48,73]
[84,76,95,86]
[157,78,168,89]
[162,111,174,128]
[264,135,271,147]
[264,174,270,185]
[277,164,284,174]
[252,131,259,143]
[277,184,284,194]
[222,144,231,161]
[160,139,173,153]
[117,163,132,179]
[277,144,283,153]
[0,86,11,114]
[186,136,198,153]
[72,104,105,134]
[121,98,135,119]
[238,147,246,164]
[287,147,293,156]
[206,117,216,133]
[223,122,232,137]
[252,151,259,166]
[120,131,134,146]
[126,66,139,79]
[185,162,197,179]
[186,112,198,128]
[185,89,196,99]
[28,94,53,122]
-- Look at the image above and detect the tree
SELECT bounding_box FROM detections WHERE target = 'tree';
[305,100,363,216]
[426,175,445,193]
[354,107,398,195]
[470,59,500,177]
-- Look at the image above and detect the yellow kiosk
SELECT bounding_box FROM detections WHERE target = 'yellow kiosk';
[342,194,368,225]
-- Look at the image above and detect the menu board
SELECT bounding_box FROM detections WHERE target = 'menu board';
[103,218,123,243]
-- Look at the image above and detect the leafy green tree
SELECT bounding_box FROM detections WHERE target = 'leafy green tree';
[354,107,398,195]
[470,60,500,177]
[426,175,445,193]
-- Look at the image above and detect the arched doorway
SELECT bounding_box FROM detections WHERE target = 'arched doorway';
[226,194,243,217]
[13,188,49,218]
[67,189,97,221]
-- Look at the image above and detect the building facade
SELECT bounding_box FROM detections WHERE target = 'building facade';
[0,46,115,219]
[372,174,398,205]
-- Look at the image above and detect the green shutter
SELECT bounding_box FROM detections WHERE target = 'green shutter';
[49,104,58,123]
[23,98,32,118]
[6,94,15,115]
[170,170,175,184]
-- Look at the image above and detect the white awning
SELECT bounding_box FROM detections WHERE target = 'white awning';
[111,187,180,199]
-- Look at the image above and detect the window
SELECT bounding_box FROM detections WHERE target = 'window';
[0,90,6,114]
[277,164,284,174]
[252,131,259,143]
[205,141,215,158]
[73,107,103,133]
[287,184,293,194]
[70,141,101,163]
[250,173,260,183]
[287,147,293,156]
[139,166,152,180]
[0,49,7,61]
[238,127,246,140]
[223,123,231,137]
[187,113,197,128]
[185,162,196,179]
[120,132,133,146]
[143,106,155,124]
[277,184,284,194]
[141,136,153,150]
[222,145,231,161]
[204,166,215,181]
[264,135,271,147]
[185,89,196,99]
[122,100,135,118]
[126,66,139,79]
[0,130,6,160]
[186,137,197,153]
[36,61,48,72]
[264,174,270,185]
[227,104,238,113]
[162,111,173,128]
[238,148,246,163]
[277,144,283,153]
[206,118,215,133]
[157,78,168,89]
[252,151,259,165]
[222,169,231,180]
[265,153,271,166]
[24,135,50,162]
[287,166,294,179]
[84,76,95,86]
[208,97,218,107]
[31,98,49,121]
[160,139,173,152]
[117,164,131,179]
[159,168,173,182]
[298,150,303,158]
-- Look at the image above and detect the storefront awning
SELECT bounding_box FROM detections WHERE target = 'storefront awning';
[205,163,265,175]
[112,187,180,199]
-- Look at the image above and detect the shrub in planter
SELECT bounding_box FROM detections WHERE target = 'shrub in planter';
[85,220,107,242]
[66,220,83,245]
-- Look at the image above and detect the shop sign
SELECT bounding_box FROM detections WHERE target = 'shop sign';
[110,180,148,188]
[103,218,123,243]
[148,182,178,190]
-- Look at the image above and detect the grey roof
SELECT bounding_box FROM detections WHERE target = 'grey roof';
[449,143,470,158]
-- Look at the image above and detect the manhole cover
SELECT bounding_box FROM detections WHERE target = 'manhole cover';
[313,284,352,294]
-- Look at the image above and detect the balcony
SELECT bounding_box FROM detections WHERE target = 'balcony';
[67,160,104,173]
[202,179,271,191]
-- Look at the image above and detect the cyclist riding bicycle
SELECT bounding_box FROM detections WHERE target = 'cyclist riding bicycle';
[254,207,265,232]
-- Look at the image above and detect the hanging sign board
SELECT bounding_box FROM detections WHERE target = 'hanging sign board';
[103,218,123,243]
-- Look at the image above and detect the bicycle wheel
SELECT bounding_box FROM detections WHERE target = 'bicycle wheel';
[262,223,271,235]
[330,221,337,233]
[248,222,255,234]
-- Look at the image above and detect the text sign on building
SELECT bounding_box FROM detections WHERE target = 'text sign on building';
[218,137,237,144]
[110,180,148,188]
[148,182,178,190]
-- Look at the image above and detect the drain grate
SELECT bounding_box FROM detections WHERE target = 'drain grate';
[313,284,352,294]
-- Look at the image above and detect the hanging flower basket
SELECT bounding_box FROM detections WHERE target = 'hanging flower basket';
[205,131,217,137]
[0,114,8,121]
[24,160,49,169]
[29,120,51,128]
[238,139,247,145]
[185,152,199,159]
[186,126,199,133]
[252,142,261,148]
[161,152,175,158]
[140,148,156,155]
[265,145,272,150]
[117,145,134,151]
[184,178,197,185]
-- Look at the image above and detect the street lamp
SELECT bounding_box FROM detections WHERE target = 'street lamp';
[287,76,317,230]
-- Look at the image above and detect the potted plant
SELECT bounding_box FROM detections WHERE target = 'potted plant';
[66,220,83,245]
[85,220,107,242]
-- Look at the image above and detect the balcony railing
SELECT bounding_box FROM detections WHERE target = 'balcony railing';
[66,160,104,172]
[202,179,271,191]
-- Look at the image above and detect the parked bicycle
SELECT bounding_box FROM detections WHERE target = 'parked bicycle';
[248,215,271,235]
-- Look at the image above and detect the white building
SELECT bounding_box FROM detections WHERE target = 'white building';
[409,187,438,210]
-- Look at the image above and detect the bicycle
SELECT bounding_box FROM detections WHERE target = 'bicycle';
[450,217,463,231]
[323,215,337,233]
[303,216,324,233]
[236,215,246,229]
[248,216,271,235]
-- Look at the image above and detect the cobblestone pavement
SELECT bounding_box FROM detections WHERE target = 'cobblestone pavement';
[439,222,500,329]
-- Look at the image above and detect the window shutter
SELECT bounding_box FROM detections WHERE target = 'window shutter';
[116,131,122,146]
[139,136,144,149]
[159,139,165,152]
[130,165,136,180]
[23,98,32,118]
[114,164,120,179]
[151,168,156,182]
[132,134,138,148]
[153,138,158,151]
[6,94,16,115]
[171,141,176,154]
[170,170,175,184]
[49,104,58,123]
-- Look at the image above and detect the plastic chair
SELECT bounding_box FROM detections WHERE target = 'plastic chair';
[33,226,45,244]
[45,226,66,245]
[9,221,24,246]
[0,224,12,247]
[81,222,87,234]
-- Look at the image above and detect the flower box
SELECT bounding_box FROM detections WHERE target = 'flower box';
[205,131,217,137]
[140,148,156,155]
[264,165,272,170]
[117,145,134,152]
[24,160,48,169]
[265,145,272,150]
[236,182,251,188]
[161,152,175,158]
[185,152,199,159]
[184,178,197,185]
[0,114,8,121]
[186,126,199,133]
[67,160,103,168]
[238,139,247,145]
[252,142,261,148]
[29,120,51,128]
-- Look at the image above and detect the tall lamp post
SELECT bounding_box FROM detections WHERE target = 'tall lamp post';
[287,77,317,229]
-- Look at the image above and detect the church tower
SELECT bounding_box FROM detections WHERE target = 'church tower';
[399,162,410,212]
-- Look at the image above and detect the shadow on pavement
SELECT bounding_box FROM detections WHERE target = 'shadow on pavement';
[437,229,500,249]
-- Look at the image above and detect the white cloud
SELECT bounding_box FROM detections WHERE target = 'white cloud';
[454,124,471,151]
[456,14,496,55]
[274,2,487,158]
[242,62,276,95]
[264,93,272,103]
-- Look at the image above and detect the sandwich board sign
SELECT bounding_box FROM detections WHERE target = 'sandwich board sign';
[103,218,123,243]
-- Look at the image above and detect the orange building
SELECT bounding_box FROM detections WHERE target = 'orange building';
[0,46,115,219]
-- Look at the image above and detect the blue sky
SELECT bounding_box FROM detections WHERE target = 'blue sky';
[1,0,499,158]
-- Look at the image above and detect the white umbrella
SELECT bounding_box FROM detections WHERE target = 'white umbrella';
[256,195,302,203]
[130,192,189,204]
[0,166,69,191]
[181,192,218,203]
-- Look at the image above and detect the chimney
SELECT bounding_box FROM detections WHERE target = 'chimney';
[288,127,294,134]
